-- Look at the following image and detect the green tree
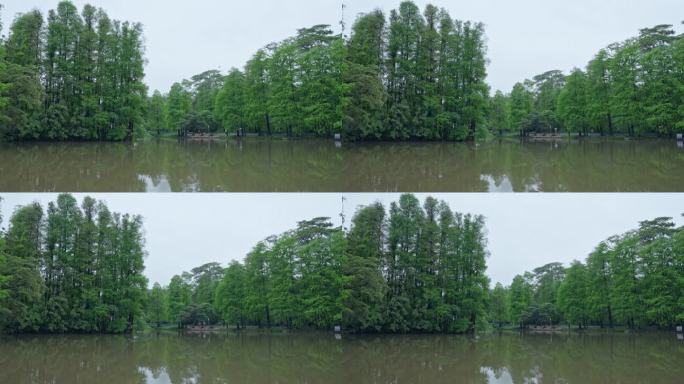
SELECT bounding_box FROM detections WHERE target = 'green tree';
[0,194,147,334]
[342,10,386,140]
[187,70,224,134]
[146,90,168,135]
[490,283,509,328]
[586,49,614,135]
[489,91,510,135]
[243,49,272,135]
[557,69,589,136]
[509,274,533,329]
[190,262,224,307]
[0,203,44,332]
[0,1,147,141]
[167,82,192,135]
[215,69,246,134]
[557,261,590,328]
[509,82,533,134]
[586,242,614,327]
[210,193,490,334]
[215,261,246,328]
[148,283,167,328]
[0,201,8,302]
[342,203,387,331]
[0,63,43,139]
[166,274,192,328]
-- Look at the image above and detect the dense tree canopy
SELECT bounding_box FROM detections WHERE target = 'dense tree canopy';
[0,1,147,141]
[0,194,148,334]
[2,195,682,334]
[153,7,684,139]
[144,194,491,334]
[147,1,489,141]
[493,217,684,330]
[502,24,684,137]
[3,1,681,141]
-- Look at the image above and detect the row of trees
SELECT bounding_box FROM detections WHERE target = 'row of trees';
[147,194,491,333]
[490,217,684,329]
[492,24,684,137]
[149,1,490,141]
[150,8,684,140]
[0,1,146,141]
[2,195,681,334]
[0,194,148,333]
[2,1,681,142]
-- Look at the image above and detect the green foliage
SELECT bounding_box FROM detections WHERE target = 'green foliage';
[0,1,147,141]
[180,302,218,326]
[205,194,490,334]
[511,71,565,135]
[166,82,193,135]
[342,202,386,331]
[0,202,8,302]
[509,274,533,328]
[0,254,43,332]
[191,262,224,306]
[145,91,168,135]
[148,283,167,328]
[163,71,225,136]
[259,26,346,137]
[4,2,683,141]
[215,69,246,134]
[557,261,590,327]
[532,262,565,317]
[0,194,148,334]
[179,70,224,134]
[154,1,489,141]
[488,91,510,135]
[149,262,225,328]
[505,263,566,328]
[505,24,684,137]
[0,62,43,139]
[509,82,533,134]
[506,217,684,330]
[214,262,247,327]
[557,69,589,135]
[489,283,509,327]
[166,274,192,327]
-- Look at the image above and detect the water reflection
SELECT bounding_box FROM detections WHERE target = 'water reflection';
[1,138,683,192]
[0,332,682,383]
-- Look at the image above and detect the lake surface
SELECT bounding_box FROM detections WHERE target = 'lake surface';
[0,331,682,383]
[1,138,683,192]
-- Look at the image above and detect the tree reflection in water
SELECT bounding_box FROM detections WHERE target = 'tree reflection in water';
[1,331,682,383]
[1,138,682,192]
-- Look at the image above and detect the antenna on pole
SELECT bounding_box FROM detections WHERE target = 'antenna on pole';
[340,196,347,230]
[340,3,347,39]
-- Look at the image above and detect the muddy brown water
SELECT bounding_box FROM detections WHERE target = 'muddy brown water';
[1,138,682,192]
[0,331,682,383]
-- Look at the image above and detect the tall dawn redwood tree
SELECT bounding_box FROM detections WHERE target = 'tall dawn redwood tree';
[206,194,491,334]
[0,0,147,141]
[0,194,148,334]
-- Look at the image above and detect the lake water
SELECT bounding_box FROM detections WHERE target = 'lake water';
[0,331,682,383]
[0,138,683,192]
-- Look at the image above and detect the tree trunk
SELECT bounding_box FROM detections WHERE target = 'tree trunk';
[265,114,271,136]
[127,121,134,141]
[608,113,613,136]
[607,305,614,328]
[266,306,271,328]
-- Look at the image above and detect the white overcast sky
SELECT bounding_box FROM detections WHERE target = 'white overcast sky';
[2,0,683,93]
[1,193,682,287]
